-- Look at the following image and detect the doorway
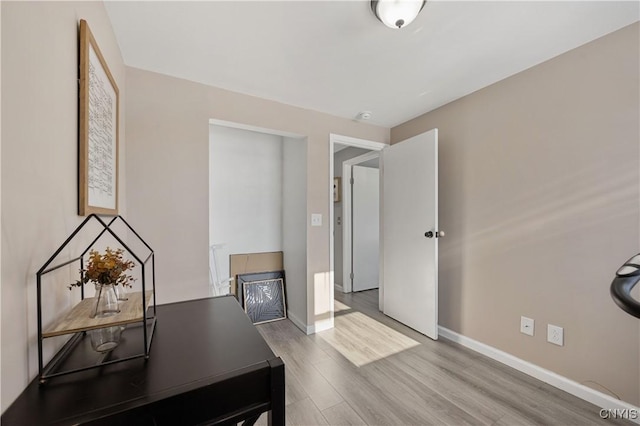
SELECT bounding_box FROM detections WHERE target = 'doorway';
[329,130,439,340]
[329,134,385,309]
[341,151,380,293]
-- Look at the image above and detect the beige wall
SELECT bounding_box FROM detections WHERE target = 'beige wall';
[393,23,640,405]
[125,67,388,330]
[1,1,126,412]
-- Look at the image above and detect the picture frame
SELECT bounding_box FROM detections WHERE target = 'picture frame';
[78,19,119,216]
[334,177,342,203]
[243,278,287,325]
[236,270,286,308]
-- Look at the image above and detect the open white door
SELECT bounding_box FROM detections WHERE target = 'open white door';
[352,165,380,292]
[382,129,439,339]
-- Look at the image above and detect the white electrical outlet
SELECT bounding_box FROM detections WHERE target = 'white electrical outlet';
[547,324,564,346]
[520,316,534,336]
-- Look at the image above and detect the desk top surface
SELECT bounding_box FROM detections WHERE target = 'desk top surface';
[2,295,277,425]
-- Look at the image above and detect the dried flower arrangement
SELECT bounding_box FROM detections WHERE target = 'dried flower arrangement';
[70,248,136,289]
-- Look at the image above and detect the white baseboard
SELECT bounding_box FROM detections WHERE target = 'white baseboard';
[439,326,640,423]
[287,310,309,334]
[334,284,344,293]
[287,310,335,335]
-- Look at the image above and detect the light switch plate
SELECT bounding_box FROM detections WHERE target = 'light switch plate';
[311,214,322,227]
[520,316,534,336]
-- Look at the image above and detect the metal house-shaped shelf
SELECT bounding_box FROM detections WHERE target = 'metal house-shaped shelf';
[36,214,156,383]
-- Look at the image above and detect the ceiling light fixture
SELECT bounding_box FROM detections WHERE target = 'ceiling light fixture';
[371,0,426,29]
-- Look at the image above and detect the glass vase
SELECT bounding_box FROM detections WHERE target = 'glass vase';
[89,326,122,353]
[92,283,119,318]
[114,284,128,301]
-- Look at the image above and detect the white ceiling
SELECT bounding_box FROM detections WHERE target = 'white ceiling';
[105,1,639,128]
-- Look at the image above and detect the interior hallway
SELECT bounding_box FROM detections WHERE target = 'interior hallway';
[255,290,629,425]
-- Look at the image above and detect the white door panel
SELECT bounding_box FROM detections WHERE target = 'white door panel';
[353,166,379,292]
[382,129,438,339]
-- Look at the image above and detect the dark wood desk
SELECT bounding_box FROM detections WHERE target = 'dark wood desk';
[1,296,285,425]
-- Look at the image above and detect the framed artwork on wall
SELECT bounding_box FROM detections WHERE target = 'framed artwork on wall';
[78,19,119,216]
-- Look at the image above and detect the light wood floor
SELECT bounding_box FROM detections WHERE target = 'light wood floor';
[255,290,629,426]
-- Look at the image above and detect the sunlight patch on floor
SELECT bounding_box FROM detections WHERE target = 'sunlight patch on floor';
[319,300,419,367]
[333,299,352,312]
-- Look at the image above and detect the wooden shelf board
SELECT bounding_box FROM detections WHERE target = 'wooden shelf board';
[43,290,154,338]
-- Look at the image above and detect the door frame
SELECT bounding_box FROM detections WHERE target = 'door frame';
[342,151,380,293]
[329,134,385,302]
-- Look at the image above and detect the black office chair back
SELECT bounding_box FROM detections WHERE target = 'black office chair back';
[611,254,640,319]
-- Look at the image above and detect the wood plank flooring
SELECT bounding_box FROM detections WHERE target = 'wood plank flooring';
[255,290,630,425]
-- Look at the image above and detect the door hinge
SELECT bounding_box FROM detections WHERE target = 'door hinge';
[350,272,354,280]
[350,177,354,185]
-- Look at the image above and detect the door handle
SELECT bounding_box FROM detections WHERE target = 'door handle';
[424,230,445,239]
